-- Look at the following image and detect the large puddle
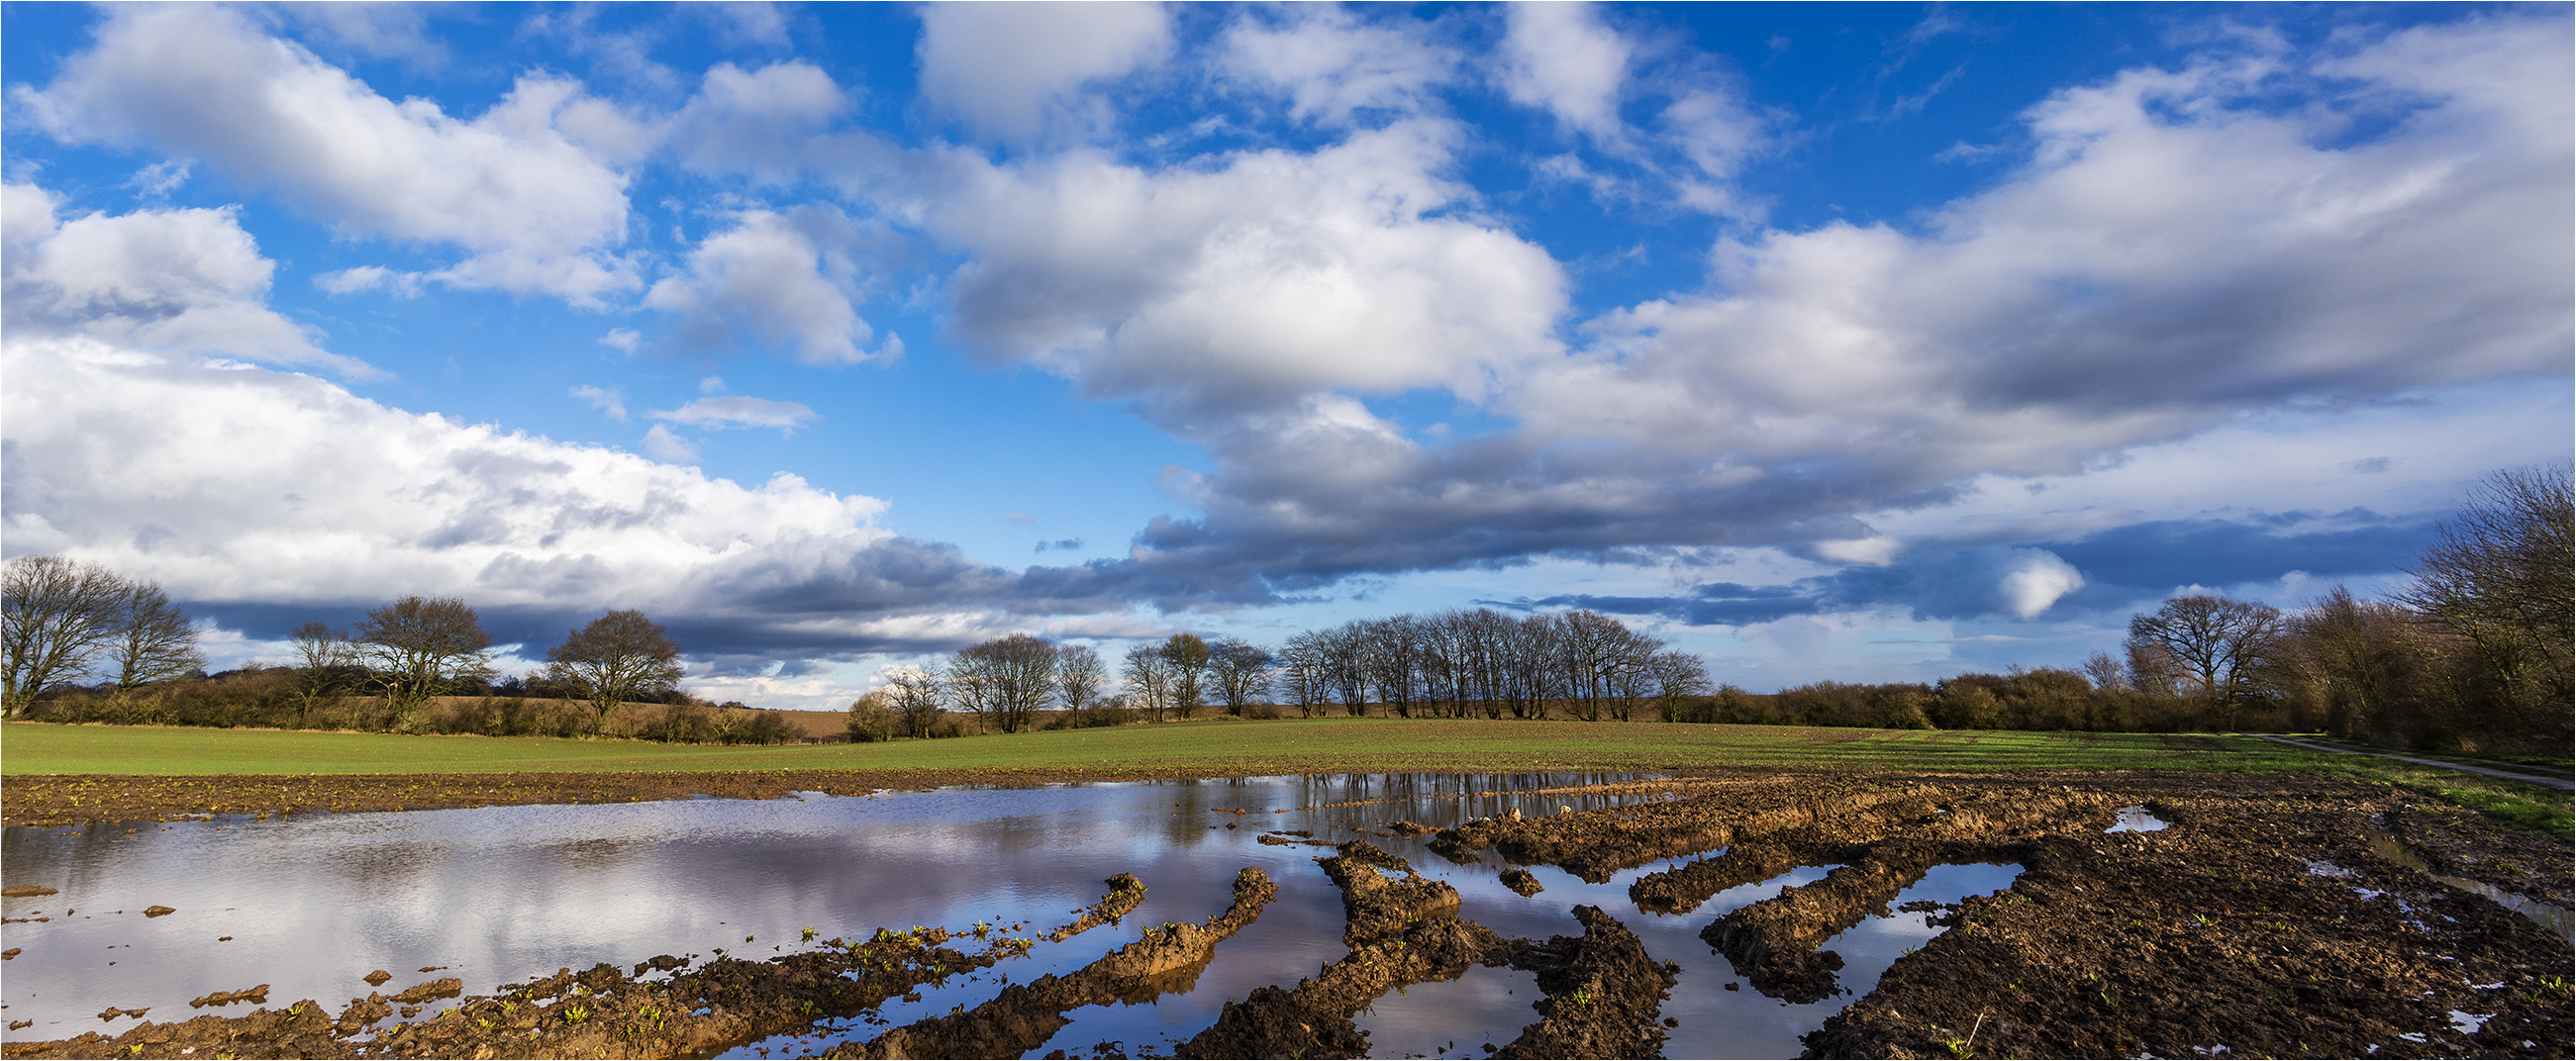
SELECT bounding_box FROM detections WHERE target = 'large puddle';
[1,774,2020,1057]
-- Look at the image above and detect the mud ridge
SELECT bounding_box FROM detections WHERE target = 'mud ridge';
[831,867,1276,1059]
[0,878,1147,1060]
[1493,905,1677,1060]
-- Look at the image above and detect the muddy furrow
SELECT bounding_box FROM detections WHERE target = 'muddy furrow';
[0,880,1155,1061]
[1626,787,2112,916]
[1436,781,1941,883]
[835,867,1276,1060]
[1703,839,1996,1005]
[1493,905,1677,1060]
[1176,843,1514,1059]
[1803,791,2574,1060]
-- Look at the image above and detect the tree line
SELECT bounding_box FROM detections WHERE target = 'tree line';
[0,570,807,741]
[850,465,2567,756]
[845,609,1713,741]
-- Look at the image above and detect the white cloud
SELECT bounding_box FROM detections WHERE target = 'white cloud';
[1,184,371,377]
[668,61,852,181]
[641,423,698,462]
[649,395,819,433]
[312,265,424,298]
[642,207,884,365]
[571,384,629,423]
[916,0,1173,142]
[598,328,642,353]
[15,4,639,305]
[1498,2,1631,137]
[1996,549,2085,619]
[1089,17,2573,595]
[1220,6,1457,126]
[929,121,1567,419]
[2,335,886,616]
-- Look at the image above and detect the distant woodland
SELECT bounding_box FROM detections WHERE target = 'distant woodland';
[7,466,2566,756]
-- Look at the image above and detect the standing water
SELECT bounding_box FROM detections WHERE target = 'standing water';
[1,774,2017,1058]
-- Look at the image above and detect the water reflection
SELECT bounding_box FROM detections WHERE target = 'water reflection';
[3,773,2006,1058]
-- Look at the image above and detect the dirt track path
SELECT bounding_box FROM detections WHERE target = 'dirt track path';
[2249,733,2573,792]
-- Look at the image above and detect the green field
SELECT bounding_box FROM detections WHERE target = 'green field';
[0,717,2390,777]
[7,718,2566,832]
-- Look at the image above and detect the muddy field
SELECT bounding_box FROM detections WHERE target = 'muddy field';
[3,769,2569,1059]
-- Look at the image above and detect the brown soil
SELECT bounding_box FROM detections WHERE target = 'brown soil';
[826,867,1278,1059]
[6,769,2568,1060]
[0,878,1145,1060]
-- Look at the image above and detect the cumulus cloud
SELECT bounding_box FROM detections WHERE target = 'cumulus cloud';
[643,206,890,365]
[927,121,1567,420]
[916,1,1172,143]
[1220,5,1458,126]
[1,335,1167,662]
[649,395,819,433]
[14,4,641,304]
[667,61,853,181]
[1097,16,2571,598]
[1498,2,1631,137]
[641,423,697,462]
[2,184,371,377]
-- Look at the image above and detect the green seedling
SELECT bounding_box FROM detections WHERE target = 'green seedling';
[563,1005,589,1023]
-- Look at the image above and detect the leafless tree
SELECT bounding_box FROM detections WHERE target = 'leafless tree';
[1123,642,1172,722]
[105,580,204,691]
[2125,595,2283,728]
[1207,637,1274,716]
[1360,615,1425,718]
[949,632,1056,733]
[288,621,358,723]
[880,665,945,738]
[355,595,493,729]
[3,556,130,716]
[1318,622,1368,716]
[1276,631,1332,718]
[1646,649,1711,723]
[2399,464,2573,725]
[1055,643,1106,711]
[1159,632,1211,720]
[545,610,686,732]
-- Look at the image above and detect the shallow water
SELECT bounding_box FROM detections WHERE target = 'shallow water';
[1,774,2019,1057]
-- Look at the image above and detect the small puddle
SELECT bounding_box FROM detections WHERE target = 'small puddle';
[1350,965,1543,1060]
[2105,806,2167,832]
[2362,825,2574,942]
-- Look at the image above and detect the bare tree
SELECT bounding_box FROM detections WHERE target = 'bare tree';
[1207,637,1274,716]
[2,556,130,716]
[1055,643,1106,712]
[1319,622,1368,716]
[949,632,1056,733]
[2399,464,2574,725]
[1159,632,1211,720]
[1123,642,1172,722]
[355,595,494,729]
[545,610,686,732]
[105,580,204,692]
[1360,615,1424,718]
[881,665,944,738]
[288,621,357,724]
[2125,595,2283,728]
[1276,631,1332,718]
[1646,649,1711,723]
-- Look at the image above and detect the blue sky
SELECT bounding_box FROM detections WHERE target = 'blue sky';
[4,2,2568,709]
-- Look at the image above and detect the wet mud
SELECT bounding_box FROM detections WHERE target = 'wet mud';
[6,769,2569,1059]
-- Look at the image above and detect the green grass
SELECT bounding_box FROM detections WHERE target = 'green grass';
[0,717,2349,777]
[8,718,2566,833]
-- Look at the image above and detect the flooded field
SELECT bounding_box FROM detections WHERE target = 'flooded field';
[2,770,2568,1058]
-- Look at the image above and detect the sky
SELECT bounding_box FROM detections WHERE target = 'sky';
[3,1,2568,710]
